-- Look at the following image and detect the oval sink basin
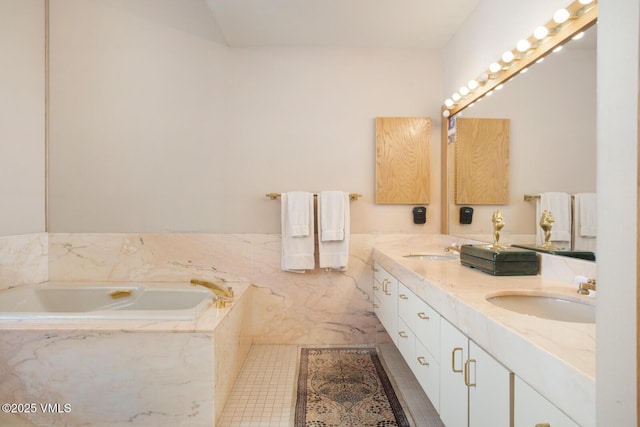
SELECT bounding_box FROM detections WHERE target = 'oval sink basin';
[403,253,458,261]
[487,292,595,323]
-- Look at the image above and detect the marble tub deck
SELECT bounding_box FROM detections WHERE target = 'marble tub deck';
[0,282,253,427]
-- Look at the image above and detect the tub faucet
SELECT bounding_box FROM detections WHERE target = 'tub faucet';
[190,279,234,298]
[444,244,461,254]
[577,278,596,295]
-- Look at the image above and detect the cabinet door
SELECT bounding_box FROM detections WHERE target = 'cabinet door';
[440,318,469,427]
[468,341,511,427]
[514,376,579,427]
[373,264,398,344]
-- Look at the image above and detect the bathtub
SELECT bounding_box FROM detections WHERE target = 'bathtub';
[0,282,215,321]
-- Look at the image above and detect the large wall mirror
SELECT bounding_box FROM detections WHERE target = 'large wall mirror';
[441,1,598,257]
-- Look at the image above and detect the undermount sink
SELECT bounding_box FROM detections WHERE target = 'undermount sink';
[402,253,458,261]
[486,291,595,323]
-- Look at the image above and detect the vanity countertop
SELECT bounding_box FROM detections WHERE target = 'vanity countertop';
[372,240,595,427]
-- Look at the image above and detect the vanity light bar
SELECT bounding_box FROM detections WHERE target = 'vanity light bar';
[441,0,597,118]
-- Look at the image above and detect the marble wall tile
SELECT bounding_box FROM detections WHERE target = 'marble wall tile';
[49,233,430,345]
[46,233,593,346]
[0,233,48,290]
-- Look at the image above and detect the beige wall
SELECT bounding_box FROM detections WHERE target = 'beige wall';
[47,0,444,233]
[0,0,45,236]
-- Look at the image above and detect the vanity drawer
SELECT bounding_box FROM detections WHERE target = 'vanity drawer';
[398,282,440,361]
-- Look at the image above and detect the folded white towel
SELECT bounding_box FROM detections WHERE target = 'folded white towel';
[536,192,572,245]
[318,191,350,270]
[319,191,345,242]
[573,193,597,252]
[575,193,597,237]
[286,191,311,237]
[281,192,315,272]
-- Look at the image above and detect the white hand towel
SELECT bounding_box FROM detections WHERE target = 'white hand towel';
[318,191,350,270]
[573,193,597,252]
[575,193,597,237]
[286,191,311,237]
[536,192,572,245]
[319,191,345,242]
[281,192,315,272]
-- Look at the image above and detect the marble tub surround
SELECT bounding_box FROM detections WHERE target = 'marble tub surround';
[372,241,595,427]
[49,233,409,344]
[0,233,48,290]
[0,282,252,426]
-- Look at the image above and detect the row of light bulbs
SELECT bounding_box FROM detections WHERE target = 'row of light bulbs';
[442,0,596,118]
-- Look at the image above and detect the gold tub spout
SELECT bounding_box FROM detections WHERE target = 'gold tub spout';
[190,279,234,298]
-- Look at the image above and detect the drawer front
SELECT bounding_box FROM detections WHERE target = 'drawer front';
[412,297,440,361]
[413,338,440,412]
[397,317,415,363]
[398,282,413,324]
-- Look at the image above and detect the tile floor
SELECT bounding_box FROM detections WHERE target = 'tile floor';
[217,344,444,427]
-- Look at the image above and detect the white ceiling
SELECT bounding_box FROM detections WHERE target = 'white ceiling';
[204,0,481,49]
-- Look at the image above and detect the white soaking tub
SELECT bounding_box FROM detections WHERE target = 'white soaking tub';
[0,282,215,320]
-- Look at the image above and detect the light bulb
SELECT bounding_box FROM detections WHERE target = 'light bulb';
[459,86,470,96]
[502,51,515,63]
[452,93,461,102]
[445,98,454,108]
[553,8,570,24]
[443,110,450,118]
[489,62,502,73]
[534,26,549,40]
[478,72,489,83]
[467,80,479,90]
[516,39,531,52]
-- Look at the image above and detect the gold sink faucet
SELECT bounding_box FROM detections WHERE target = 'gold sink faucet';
[577,278,596,295]
[444,244,460,254]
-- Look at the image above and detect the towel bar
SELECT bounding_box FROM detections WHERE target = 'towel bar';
[266,192,362,201]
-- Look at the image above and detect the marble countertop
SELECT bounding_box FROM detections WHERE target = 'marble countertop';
[0,282,253,332]
[372,240,595,427]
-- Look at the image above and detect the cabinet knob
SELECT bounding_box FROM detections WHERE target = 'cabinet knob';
[373,286,380,290]
[535,424,551,427]
[398,331,408,338]
[417,312,429,320]
[373,304,379,308]
[399,294,408,300]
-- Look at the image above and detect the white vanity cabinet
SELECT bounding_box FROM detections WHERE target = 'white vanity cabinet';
[373,262,399,345]
[397,282,441,410]
[440,318,511,427]
[514,376,579,427]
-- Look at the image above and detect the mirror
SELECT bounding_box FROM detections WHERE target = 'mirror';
[440,1,598,258]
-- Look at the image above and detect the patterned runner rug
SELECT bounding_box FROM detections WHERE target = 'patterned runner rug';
[295,347,410,426]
